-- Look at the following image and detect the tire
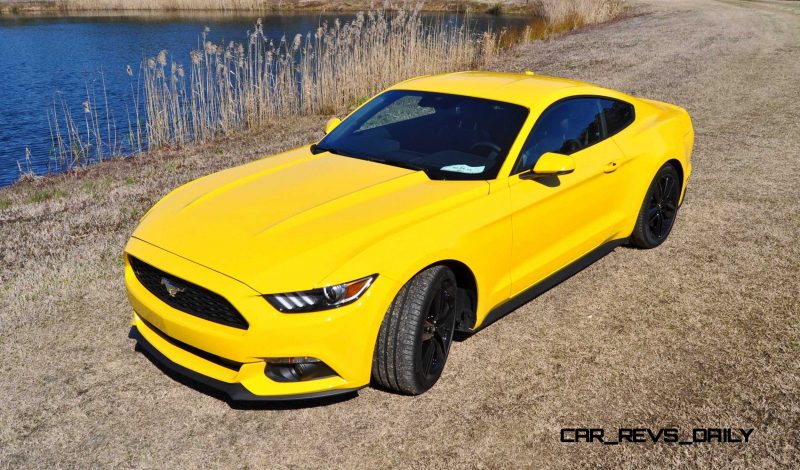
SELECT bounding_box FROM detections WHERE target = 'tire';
[631,163,682,249]
[372,266,458,395]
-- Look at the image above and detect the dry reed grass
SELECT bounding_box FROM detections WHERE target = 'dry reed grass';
[498,0,625,48]
[537,0,624,26]
[44,69,145,176]
[142,9,499,148]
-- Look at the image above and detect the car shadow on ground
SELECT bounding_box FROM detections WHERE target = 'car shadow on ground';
[133,343,359,410]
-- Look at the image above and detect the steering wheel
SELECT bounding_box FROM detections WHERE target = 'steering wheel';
[470,141,502,158]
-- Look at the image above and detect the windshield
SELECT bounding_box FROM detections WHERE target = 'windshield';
[315,90,529,180]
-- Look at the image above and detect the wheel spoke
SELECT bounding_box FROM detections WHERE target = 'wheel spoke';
[649,208,660,229]
[435,320,451,340]
[437,298,454,324]
[663,176,675,201]
[663,201,677,218]
[647,205,659,223]
[654,212,664,238]
[432,335,446,369]
[422,340,436,376]
[437,290,448,318]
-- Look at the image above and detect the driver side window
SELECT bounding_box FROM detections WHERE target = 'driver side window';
[514,98,604,173]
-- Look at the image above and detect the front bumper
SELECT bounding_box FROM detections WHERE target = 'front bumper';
[124,237,398,400]
[129,325,362,402]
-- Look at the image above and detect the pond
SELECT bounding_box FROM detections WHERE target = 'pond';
[0,11,532,187]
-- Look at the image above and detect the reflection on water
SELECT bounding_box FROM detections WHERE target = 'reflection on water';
[0,11,533,186]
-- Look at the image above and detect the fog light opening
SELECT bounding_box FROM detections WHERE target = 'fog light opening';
[265,357,337,382]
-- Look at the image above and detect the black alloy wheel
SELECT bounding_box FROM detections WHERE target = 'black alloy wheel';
[648,171,680,239]
[631,163,682,248]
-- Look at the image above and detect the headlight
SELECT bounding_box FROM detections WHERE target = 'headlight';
[264,274,377,313]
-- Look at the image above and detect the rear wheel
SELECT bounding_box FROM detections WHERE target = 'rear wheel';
[372,266,457,395]
[631,163,682,248]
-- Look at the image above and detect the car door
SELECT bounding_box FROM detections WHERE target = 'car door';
[507,97,627,296]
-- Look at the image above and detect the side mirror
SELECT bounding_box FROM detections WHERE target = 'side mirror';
[531,152,575,176]
[324,117,341,135]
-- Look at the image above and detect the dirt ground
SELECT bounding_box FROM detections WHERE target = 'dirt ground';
[1,0,798,467]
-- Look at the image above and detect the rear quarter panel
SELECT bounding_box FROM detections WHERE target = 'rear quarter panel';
[612,97,694,236]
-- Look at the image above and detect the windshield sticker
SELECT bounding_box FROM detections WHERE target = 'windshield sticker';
[440,164,485,174]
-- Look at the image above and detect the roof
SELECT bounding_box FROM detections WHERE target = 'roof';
[389,71,598,107]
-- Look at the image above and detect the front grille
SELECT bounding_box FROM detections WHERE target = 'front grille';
[129,256,249,329]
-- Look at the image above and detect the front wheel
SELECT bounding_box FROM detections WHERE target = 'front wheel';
[372,266,457,395]
[631,163,682,248]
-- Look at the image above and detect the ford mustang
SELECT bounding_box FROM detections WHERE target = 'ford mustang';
[125,71,693,400]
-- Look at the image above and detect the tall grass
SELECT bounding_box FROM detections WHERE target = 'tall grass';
[47,70,120,169]
[43,67,145,177]
[537,0,624,28]
[498,0,625,48]
[142,9,498,148]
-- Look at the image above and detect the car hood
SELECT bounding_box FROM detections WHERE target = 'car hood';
[132,146,488,293]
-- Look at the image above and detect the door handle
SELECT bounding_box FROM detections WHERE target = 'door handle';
[603,161,619,173]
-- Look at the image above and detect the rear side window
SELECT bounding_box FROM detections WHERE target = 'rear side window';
[598,98,635,137]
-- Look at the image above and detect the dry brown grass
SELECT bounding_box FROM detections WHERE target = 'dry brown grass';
[537,0,624,25]
[1,0,798,468]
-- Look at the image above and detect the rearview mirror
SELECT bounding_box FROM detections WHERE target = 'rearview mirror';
[531,152,575,176]
[324,117,341,135]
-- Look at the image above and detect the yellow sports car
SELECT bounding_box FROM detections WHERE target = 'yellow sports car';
[125,71,693,400]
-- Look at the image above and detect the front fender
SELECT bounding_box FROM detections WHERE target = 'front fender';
[321,180,514,329]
